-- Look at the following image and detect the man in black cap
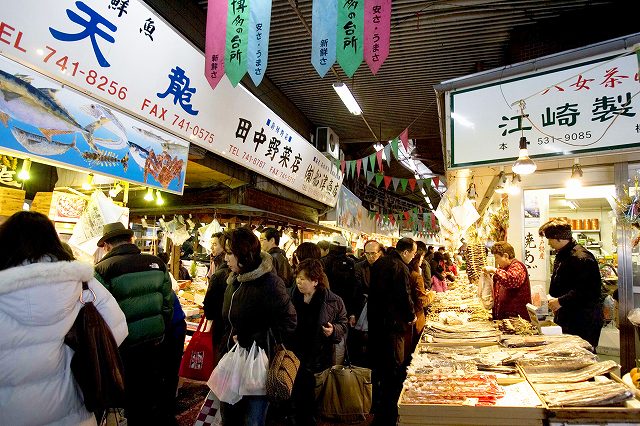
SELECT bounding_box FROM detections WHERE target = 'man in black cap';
[94,222,175,425]
[538,219,603,349]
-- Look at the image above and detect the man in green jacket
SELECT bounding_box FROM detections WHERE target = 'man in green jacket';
[95,222,174,425]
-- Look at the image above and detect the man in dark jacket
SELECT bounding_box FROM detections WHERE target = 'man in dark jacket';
[539,219,603,349]
[203,231,230,353]
[350,240,383,366]
[94,222,175,425]
[261,227,293,286]
[416,241,432,290]
[369,237,417,426]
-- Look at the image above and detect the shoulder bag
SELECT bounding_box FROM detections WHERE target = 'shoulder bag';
[65,281,126,413]
[265,329,300,402]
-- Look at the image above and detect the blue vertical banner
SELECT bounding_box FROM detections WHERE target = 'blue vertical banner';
[248,0,272,86]
[311,0,338,78]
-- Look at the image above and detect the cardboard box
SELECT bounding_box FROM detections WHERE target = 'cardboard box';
[0,187,25,216]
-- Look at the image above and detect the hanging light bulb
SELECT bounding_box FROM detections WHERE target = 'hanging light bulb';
[566,161,583,189]
[155,190,164,205]
[18,158,31,180]
[144,187,154,201]
[507,173,521,194]
[81,173,94,190]
[495,172,508,194]
[109,181,123,198]
[512,136,537,175]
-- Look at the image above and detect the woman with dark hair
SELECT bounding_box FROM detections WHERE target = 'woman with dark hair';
[292,241,322,268]
[289,259,348,425]
[408,247,435,350]
[0,211,127,426]
[219,227,297,425]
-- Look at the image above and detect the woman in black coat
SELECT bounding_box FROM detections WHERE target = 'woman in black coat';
[290,259,348,425]
[219,227,297,425]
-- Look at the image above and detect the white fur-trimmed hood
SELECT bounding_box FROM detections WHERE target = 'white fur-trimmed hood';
[0,260,94,295]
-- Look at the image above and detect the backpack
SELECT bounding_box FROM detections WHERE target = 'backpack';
[325,255,356,311]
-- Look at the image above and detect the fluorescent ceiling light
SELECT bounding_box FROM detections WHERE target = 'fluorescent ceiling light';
[332,82,362,115]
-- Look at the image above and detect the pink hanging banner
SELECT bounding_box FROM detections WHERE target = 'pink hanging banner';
[205,0,228,90]
[340,159,346,174]
[400,127,409,152]
[376,150,383,171]
[383,176,392,189]
[364,0,391,75]
[356,159,362,178]
[408,178,416,191]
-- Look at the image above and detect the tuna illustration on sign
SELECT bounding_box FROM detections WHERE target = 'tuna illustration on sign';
[10,126,79,156]
[128,140,151,169]
[81,103,128,150]
[0,70,96,150]
[132,126,172,145]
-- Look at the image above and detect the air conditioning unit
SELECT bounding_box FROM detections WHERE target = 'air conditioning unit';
[315,127,340,160]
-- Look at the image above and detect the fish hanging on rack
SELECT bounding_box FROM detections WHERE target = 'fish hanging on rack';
[81,149,129,172]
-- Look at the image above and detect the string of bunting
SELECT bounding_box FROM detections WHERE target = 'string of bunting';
[367,207,439,237]
[332,128,439,192]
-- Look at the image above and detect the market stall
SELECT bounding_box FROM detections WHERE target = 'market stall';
[398,273,640,425]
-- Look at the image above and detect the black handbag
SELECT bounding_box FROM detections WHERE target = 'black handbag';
[65,281,126,413]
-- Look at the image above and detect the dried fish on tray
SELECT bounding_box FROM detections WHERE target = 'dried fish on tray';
[407,353,477,375]
[516,345,598,374]
[423,320,501,344]
[500,335,548,348]
[534,380,633,407]
[495,317,539,335]
[526,360,618,383]
[402,373,505,406]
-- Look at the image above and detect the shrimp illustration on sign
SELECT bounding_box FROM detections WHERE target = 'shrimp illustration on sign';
[82,148,129,172]
[144,149,183,189]
[80,103,128,150]
[0,70,96,150]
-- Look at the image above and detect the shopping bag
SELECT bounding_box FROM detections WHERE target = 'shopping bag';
[194,390,221,426]
[314,364,372,423]
[179,316,215,381]
[239,341,269,396]
[207,343,247,404]
[64,281,126,413]
[479,272,494,310]
[99,408,127,426]
[354,302,368,332]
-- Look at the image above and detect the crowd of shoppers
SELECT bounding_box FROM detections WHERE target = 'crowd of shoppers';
[0,212,469,426]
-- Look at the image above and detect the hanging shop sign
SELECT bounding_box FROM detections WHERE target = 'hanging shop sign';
[0,56,188,193]
[1,0,342,206]
[448,50,640,169]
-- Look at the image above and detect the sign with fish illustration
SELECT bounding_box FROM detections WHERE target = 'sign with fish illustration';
[0,56,188,193]
[1,0,342,206]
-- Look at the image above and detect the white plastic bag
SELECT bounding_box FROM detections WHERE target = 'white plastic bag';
[479,272,494,310]
[207,343,247,404]
[239,342,268,396]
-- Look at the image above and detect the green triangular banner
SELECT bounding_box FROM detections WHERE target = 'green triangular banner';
[391,138,399,160]
[369,154,376,172]
[368,210,375,220]
[366,170,375,185]
[375,173,384,187]
[400,178,408,192]
[349,160,356,178]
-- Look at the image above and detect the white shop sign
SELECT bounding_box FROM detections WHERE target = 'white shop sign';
[1,0,342,206]
[448,50,640,169]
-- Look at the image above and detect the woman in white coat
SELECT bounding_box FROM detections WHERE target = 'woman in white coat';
[0,211,128,426]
